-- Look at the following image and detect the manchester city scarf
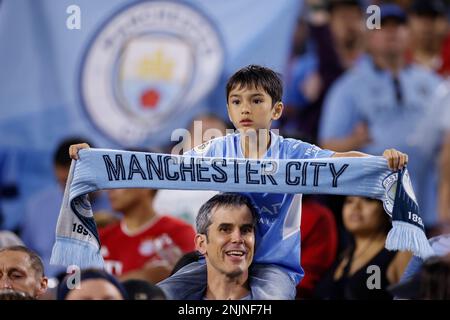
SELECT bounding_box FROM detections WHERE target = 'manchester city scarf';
[50,149,434,269]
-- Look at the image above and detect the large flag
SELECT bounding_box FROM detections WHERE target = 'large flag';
[0,0,300,229]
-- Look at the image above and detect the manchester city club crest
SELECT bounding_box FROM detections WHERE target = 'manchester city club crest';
[382,169,418,218]
[382,172,397,217]
[79,1,224,146]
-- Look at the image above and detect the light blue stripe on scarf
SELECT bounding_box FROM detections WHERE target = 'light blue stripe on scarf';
[50,149,434,269]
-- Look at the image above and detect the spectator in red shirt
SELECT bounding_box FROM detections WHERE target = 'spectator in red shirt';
[297,196,338,299]
[99,188,196,284]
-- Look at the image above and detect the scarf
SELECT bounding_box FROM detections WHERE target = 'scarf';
[50,149,434,269]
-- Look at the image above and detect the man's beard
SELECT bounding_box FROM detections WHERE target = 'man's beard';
[225,268,244,279]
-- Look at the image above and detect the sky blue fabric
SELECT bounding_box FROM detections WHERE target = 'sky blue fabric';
[0,0,300,231]
[51,134,433,276]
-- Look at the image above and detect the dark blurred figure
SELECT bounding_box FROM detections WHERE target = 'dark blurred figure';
[57,268,127,300]
[0,149,19,230]
[319,3,444,232]
[408,0,450,76]
[389,253,450,299]
[122,279,166,300]
[283,0,365,140]
[419,254,450,299]
[21,137,115,278]
[170,251,201,276]
[314,197,411,300]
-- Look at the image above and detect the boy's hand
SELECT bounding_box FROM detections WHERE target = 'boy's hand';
[383,148,408,171]
[69,143,90,160]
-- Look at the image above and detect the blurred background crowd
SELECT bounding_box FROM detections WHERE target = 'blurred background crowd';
[1,0,450,300]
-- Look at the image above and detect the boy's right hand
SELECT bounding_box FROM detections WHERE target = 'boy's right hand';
[69,143,91,160]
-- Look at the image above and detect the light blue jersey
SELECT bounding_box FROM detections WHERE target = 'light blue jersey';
[319,55,443,227]
[185,131,334,284]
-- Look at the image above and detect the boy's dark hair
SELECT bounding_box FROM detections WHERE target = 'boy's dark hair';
[226,65,283,106]
[53,137,93,167]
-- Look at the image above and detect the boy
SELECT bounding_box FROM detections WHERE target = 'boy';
[70,65,407,299]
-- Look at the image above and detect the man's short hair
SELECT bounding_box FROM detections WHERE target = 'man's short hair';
[0,246,45,277]
[226,65,283,106]
[196,193,257,237]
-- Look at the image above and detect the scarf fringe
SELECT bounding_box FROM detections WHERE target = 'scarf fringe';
[50,236,105,269]
[386,221,435,260]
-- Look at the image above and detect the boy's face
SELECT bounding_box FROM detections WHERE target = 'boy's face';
[227,84,283,133]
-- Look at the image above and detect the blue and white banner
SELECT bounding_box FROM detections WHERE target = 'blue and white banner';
[0,0,300,229]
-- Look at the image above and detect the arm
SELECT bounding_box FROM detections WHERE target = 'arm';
[306,6,345,91]
[332,149,408,171]
[321,122,372,152]
[318,77,372,152]
[332,150,369,158]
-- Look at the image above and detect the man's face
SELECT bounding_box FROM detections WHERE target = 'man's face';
[409,14,443,49]
[107,188,153,213]
[196,205,255,279]
[0,251,47,298]
[330,6,364,49]
[227,84,282,134]
[65,279,124,300]
[369,19,409,57]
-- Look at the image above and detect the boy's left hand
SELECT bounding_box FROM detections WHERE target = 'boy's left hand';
[383,148,408,171]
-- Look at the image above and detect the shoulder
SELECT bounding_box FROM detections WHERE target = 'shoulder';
[408,63,441,79]
[278,135,311,149]
[429,233,450,256]
[187,134,235,156]
[280,137,334,159]
[407,64,443,87]
[333,58,372,88]
[158,215,196,232]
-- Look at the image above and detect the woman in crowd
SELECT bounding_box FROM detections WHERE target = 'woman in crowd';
[315,196,412,299]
